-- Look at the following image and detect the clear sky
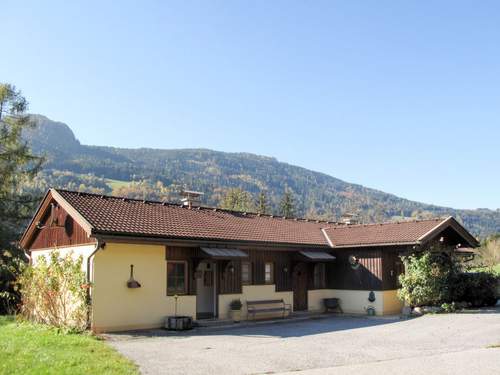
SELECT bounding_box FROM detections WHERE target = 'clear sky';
[2,1,499,210]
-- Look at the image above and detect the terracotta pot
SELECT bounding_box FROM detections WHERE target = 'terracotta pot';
[230,309,241,322]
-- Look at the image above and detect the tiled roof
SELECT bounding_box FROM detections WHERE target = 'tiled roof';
[47,190,466,249]
[322,218,449,247]
[55,189,333,246]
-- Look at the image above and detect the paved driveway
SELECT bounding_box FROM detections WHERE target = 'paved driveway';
[108,309,500,375]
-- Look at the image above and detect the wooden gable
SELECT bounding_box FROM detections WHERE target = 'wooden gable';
[21,190,95,251]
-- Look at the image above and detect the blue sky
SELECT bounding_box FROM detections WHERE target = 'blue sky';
[2,1,499,209]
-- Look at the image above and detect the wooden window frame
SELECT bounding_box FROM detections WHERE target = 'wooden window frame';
[241,261,252,285]
[313,263,326,289]
[264,262,274,284]
[167,260,188,296]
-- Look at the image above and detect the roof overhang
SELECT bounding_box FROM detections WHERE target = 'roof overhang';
[200,247,249,259]
[298,250,336,262]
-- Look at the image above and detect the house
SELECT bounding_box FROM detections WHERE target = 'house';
[20,188,479,332]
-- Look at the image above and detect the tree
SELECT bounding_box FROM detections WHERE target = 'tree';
[221,188,253,212]
[280,189,295,217]
[475,234,500,268]
[0,83,43,313]
[256,191,269,214]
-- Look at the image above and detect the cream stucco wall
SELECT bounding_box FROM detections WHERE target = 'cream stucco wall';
[218,284,293,320]
[382,289,404,314]
[30,244,96,271]
[307,289,336,312]
[330,289,384,315]
[91,242,196,332]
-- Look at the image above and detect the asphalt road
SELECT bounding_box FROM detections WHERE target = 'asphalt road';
[108,308,500,375]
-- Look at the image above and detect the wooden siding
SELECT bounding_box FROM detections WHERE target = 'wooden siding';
[166,245,395,294]
[29,200,94,250]
[330,248,384,290]
[165,246,203,295]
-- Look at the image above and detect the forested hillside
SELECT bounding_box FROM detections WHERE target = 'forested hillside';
[23,115,500,238]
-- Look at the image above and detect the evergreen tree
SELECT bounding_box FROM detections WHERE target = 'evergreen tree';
[280,189,295,218]
[0,83,43,313]
[256,191,268,214]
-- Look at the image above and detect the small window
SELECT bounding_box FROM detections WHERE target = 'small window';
[314,263,326,289]
[242,262,252,285]
[167,261,187,295]
[264,262,274,284]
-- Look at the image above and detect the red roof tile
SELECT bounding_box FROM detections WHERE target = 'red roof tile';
[322,218,449,247]
[56,189,332,246]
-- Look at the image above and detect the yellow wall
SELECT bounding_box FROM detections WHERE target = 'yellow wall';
[330,289,384,315]
[91,242,196,332]
[307,289,336,312]
[31,244,96,271]
[382,290,404,314]
[218,284,293,320]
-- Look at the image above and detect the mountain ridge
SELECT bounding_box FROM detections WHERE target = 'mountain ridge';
[23,114,500,238]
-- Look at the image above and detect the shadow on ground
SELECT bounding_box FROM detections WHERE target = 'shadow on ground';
[104,314,404,341]
[104,306,500,342]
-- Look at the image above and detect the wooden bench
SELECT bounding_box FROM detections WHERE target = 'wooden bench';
[246,299,292,320]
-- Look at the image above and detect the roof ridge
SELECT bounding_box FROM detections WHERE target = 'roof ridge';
[53,188,338,224]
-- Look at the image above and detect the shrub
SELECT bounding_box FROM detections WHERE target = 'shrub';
[398,251,460,306]
[454,272,498,307]
[19,251,89,332]
[229,299,242,310]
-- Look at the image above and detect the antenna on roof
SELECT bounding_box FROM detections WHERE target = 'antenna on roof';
[180,190,204,209]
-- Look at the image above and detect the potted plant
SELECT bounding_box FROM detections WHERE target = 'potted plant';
[229,299,242,322]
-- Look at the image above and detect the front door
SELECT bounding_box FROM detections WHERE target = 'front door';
[196,261,216,319]
[292,262,308,311]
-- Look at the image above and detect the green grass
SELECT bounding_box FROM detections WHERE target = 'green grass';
[493,264,500,275]
[105,178,131,190]
[0,316,138,375]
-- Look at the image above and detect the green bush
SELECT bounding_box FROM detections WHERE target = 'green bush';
[229,299,242,310]
[18,251,89,332]
[454,272,498,307]
[398,252,460,306]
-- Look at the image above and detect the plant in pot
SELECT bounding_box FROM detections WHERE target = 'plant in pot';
[229,299,242,322]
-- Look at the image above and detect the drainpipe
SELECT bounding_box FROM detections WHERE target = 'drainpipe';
[86,238,103,330]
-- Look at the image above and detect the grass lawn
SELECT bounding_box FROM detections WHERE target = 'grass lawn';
[105,178,131,190]
[0,316,138,375]
[493,264,500,275]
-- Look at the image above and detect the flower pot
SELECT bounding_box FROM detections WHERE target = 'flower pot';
[230,309,241,322]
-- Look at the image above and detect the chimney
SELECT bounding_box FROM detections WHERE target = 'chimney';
[180,190,204,209]
[340,213,359,225]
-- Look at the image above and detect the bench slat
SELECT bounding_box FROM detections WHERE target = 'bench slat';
[247,307,285,313]
[247,299,284,305]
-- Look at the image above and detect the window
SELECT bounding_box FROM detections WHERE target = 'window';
[167,261,187,295]
[314,263,326,289]
[241,262,252,285]
[264,262,274,284]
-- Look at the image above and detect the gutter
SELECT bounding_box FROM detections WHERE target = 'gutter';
[86,238,103,330]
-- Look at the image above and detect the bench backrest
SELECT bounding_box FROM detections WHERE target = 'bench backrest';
[247,299,284,306]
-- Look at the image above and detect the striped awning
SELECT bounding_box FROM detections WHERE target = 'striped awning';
[201,247,249,259]
[299,251,336,261]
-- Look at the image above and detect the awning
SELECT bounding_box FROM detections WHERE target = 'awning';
[299,251,336,261]
[201,247,249,259]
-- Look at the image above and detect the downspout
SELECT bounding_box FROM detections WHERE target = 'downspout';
[86,238,103,330]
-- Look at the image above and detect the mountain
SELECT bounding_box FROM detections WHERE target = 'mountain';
[23,114,500,238]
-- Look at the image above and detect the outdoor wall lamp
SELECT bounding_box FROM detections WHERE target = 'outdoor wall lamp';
[127,264,141,288]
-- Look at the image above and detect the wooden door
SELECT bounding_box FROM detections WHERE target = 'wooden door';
[293,262,308,311]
